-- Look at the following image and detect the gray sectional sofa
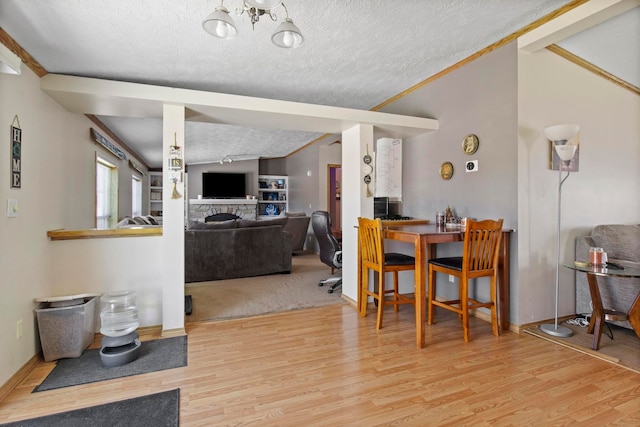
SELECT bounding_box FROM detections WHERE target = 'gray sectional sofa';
[575,224,640,330]
[283,212,311,253]
[185,217,292,283]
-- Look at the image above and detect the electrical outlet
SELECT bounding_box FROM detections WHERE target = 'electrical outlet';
[17,319,23,339]
[449,275,455,283]
[465,160,478,173]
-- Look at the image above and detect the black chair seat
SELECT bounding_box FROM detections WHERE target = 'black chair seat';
[428,257,463,270]
[384,253,415,266]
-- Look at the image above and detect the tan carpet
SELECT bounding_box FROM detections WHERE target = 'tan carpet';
[185,252,345,322]
[524,321,640,374]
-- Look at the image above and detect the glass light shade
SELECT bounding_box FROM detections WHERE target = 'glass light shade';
[554,144,577,162]
[271,18,303,48]
[245,0,282,9]
[543,124,579,142]
[202,6,237,39]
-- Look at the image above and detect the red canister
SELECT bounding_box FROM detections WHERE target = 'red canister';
[589,247,604,267]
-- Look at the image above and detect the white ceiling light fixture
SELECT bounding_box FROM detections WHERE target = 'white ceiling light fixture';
[203,0,303,49]
[0,43,21,75]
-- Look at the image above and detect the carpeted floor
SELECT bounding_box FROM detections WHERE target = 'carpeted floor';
[185,252,345,322]
[34,336,187,392]
[524,320,640,374]
[1,389,179,427]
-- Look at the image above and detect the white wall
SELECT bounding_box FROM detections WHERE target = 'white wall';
[517,48,640,325]
[47,237,163,326]
[378,43,519,306]
[0,65,158,386]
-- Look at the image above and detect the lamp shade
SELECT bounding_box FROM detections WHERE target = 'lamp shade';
[543,124,579,142]
[245,0,282,9]
[554,144,577,162]
[202,6,238,39]
[271,18,303,48]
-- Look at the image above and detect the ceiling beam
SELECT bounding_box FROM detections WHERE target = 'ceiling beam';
[518,0,640,52]
[40,74,439,139]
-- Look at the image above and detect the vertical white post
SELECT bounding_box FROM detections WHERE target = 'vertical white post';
[340,124,374,302]
[162,104,186,334]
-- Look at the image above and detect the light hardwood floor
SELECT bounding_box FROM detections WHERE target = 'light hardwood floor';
[1,304,639,426]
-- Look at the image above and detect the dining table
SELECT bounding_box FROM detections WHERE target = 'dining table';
[368,220,513,349]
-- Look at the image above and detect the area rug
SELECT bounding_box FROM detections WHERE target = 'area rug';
[1,389,179,427]
[185,252,345,322]
[34,336,187,392]
[524,321,640,374]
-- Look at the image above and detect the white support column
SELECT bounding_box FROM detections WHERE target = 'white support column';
[162,104,186,335]
[340,124,374,302]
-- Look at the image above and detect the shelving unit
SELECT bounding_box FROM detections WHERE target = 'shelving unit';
[257,175,288,218]
[148,171,163,219]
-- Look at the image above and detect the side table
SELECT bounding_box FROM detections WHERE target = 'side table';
[564,262,640,350]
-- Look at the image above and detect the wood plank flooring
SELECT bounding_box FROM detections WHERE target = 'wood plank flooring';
[1,304,639,426]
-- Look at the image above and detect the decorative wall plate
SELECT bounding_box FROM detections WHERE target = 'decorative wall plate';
[440,161,454,180]
[462,134,479,155]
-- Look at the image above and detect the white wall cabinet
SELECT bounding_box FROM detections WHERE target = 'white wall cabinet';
[257,175,288,218]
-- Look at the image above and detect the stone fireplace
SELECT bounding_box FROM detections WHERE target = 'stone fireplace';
[188,199,258,222]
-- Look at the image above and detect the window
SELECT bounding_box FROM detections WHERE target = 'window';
[132,174,142,217]
[96,156,118,228]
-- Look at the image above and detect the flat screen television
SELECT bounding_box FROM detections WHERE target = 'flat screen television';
[202,172,246,198]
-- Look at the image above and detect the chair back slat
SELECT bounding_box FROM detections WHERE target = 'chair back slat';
[358,217,384,268]
[463,219,503,272]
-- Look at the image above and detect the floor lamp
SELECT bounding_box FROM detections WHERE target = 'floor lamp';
[540,124,580,338]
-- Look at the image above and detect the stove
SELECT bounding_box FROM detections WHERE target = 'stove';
[378,215,412,221]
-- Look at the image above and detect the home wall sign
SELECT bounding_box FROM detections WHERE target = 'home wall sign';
[10,115,21,188]
[90,128,127,160]
[169,133,183,198]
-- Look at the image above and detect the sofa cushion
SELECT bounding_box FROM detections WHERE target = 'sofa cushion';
[591,224,640,262]
[285,211,307,217]
[283,215,311,253]
[116,217,136,227]
[133,216,152,225]
[238,217,288,228]
[188,220,238,230]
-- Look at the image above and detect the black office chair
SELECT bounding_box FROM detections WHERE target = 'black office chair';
[311,211,342,293]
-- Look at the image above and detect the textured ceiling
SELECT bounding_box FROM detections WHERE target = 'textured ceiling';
[2,1,634,168]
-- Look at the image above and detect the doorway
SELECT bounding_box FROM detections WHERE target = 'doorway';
[327,164,341,232]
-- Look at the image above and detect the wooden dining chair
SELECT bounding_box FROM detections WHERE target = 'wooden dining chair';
[427,218,503,342]
[358,217,416,330]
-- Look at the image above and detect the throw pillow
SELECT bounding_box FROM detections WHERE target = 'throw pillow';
[145,215,159,225]
[133,216,151,225]
[116,217,136,227]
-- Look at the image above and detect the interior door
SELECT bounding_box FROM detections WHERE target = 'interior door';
[327,164,341,231]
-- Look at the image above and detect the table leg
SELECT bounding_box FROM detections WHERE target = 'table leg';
[415,236,428,348]
[627,291,640,339]
[498,231,511,331]
[585,273,605,350]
